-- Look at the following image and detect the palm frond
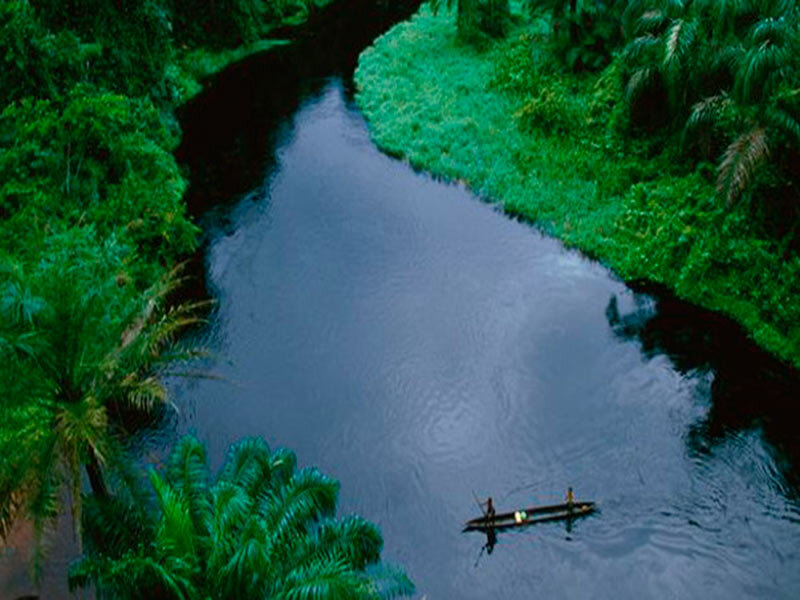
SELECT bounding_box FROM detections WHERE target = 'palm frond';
[683,94,733,146]
[73,435,413,599]
[69,551,197,600]
[313,517,383,570]
[216,522,271,599]
[273,555,371,600]
[622,34,661,64]
[209,480,251,539]
[664,18,697,73]
[362,563,416,600]
[269,447,298,490]
[149,472,199,562]
[635,10,668,36]
[81,494,153,559]
[165,436,212,538]
[218,436,274,498]
[750,15,793,46]
[706,0,750,36]
[262,468,339,541]
[765,105,800,147]
[625,65,660,105]
[736,20,795,102]
[115,374,168,413]
[717,126,771,205]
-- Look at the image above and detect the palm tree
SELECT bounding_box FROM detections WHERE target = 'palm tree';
[620,0,800,206]
[0,229,207,551]
[69,435,415,600]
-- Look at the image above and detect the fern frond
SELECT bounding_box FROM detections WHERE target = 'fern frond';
[717,126,771,205]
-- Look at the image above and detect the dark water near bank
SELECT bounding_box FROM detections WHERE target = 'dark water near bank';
[5,2,799,598]
[169,10,800,598]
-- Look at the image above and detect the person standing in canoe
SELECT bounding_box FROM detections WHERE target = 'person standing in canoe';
[566,487,574,512]
[482,497,496,522]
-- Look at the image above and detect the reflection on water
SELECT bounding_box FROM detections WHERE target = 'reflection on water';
[5,1,799,596]
[606,289,800,497]
[167,73,800,599]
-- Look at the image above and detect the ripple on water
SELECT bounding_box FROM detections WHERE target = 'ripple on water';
[169,78,800,600]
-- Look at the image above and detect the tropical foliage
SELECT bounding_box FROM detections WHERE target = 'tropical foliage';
[69,435,414,599]
[431,0,512,41]
[526,0,628,71]
[0,231,205,550]
[1,2,415,598]
[0,0,326,547]
[355,3,800,367]
[619,0,800,211]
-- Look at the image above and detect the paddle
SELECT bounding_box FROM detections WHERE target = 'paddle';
[471,490,487,518]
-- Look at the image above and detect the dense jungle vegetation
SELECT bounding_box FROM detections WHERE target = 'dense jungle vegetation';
[356,0,800,368]
[0,1,411,596]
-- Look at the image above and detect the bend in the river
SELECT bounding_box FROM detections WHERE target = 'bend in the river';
[170,4,800,598]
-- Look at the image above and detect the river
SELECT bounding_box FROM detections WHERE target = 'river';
[170,4,800,598]
[5,1,800,598]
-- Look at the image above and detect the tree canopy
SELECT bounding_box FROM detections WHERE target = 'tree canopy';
[69,435,414,599]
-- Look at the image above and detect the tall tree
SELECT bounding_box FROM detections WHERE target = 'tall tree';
[0,230,206,550]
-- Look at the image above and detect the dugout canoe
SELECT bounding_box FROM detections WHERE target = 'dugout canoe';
[463,501,595,532]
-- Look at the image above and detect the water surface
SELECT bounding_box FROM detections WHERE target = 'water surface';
[171,56,800,599]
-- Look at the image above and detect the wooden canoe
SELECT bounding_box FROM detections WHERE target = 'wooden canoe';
[463,501,595,532]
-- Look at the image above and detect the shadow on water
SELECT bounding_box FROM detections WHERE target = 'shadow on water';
[1,3,423,599]
[173,0,421,306]
[176,0,420,217]
[605,283,800,497]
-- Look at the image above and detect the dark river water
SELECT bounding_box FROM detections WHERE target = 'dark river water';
[168,6,800,598]
[4,2,800,599]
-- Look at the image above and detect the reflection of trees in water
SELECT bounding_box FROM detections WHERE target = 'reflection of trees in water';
[605,285,800,497]
[176,0,421,217]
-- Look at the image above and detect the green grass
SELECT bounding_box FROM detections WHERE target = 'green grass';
[355,4,800,369]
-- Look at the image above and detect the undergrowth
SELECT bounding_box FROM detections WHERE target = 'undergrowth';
[355,4,800,369]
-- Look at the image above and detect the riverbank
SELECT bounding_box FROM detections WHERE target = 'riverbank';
[354,5,800,370]
[0,1,360,595]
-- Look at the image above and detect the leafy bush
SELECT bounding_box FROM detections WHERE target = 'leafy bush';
[527,0,628,71]
[356,3,800,367]
[0,89,197,279]
[0,3,90,103]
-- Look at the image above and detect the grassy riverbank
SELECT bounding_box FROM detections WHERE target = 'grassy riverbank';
[355,5,800,369]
